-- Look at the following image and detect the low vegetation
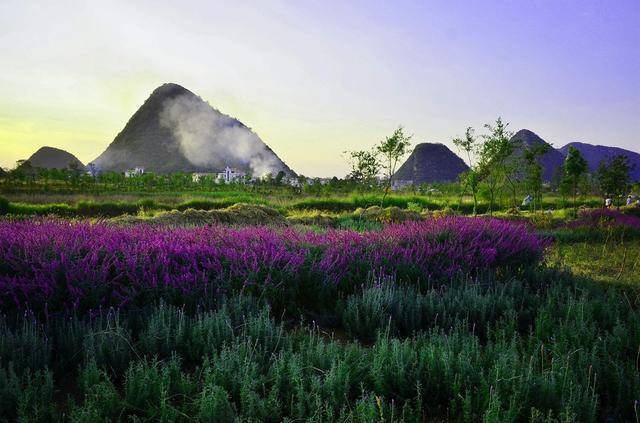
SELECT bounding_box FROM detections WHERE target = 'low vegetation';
[1,209,639,420]
[0,217,548,317]
[1,267,638,421]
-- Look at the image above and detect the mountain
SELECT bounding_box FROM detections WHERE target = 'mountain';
[393,143,469,184]
[93,83,295,176]
[25,146,85,170]
[559,142,640,182]
[509,129,565,182]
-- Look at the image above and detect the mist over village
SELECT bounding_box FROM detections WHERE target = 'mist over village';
[1,1,639,421]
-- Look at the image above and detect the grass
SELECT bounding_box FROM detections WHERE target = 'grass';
[0,191,608,218]
[549,239,640,287]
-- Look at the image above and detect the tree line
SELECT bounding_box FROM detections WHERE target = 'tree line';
[346,118,637,214]
[2,119,637,211]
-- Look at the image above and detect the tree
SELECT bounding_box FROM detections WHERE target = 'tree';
[67,162,83,187]
[522,143,551,212]
[11,160,36,186]
[477,118,514,214]
[596,155,633,208]
[562,146,588,216]
[345,149,380,188]
[459,170,480,215]
[453,127,480,214]
[377,126,412,205]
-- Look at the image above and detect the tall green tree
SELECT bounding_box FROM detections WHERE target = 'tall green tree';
[477,117,514,214]
[453,127,480,214]
[562,146,588,216]
[377,126,412,205]
[345,149,381,189]
[596,155,633,208]
[522,143,551,212]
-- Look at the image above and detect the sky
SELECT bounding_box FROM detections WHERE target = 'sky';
[0,0,639,177]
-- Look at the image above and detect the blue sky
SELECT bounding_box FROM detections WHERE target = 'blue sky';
[1,0,638,176]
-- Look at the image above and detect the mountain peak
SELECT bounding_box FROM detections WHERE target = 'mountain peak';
[511,129,549,146]
[26,146,85,170]
[510,129,564,182]
[393,142,469,184]
[93,84,295,176]
[33,146,68,155]
[149,83,194,99]
[513,129,538,137]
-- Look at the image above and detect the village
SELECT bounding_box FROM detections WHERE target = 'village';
[116,165,335,188]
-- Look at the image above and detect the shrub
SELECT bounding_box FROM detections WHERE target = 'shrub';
[114,203,288,227]
[0,197,9,215]
[196,385,236,422]
[7,202,74,217]
[546,208,640,242]
[76,200,139,217]
[342,284,394,342]
[0,217,550,317]
[355,205,421,223]
[0,278,638,421]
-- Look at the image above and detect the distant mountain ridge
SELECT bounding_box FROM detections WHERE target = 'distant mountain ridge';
[93,83,295,176]
[559,142,640,182]
[393,130,639,186]
[507,130,640,182]
[25,146,85,170]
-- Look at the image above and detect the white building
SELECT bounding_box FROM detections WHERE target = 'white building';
[217,166,246,184]
[285,177,301,188]
[125,167,144,178]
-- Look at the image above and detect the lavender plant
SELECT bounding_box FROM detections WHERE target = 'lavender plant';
[0,218,550,317]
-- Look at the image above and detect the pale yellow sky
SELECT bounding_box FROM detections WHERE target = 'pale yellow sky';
[1,0,638,176]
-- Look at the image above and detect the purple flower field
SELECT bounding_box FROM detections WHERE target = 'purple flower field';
[568,208,640,231]
[0,217,550,316]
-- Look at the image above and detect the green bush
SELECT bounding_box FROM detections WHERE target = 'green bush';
[7,202,74,217]
[0,270,638,420]
[176,195,264,211]
[196,385,237,422]
[0,197,9,215]
[76,200,140,217]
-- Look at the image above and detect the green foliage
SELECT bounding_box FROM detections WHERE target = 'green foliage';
[76,200,141,217]
[345,148,381,185]
[196,385,237,422]
[0,367,57,421]
[289,195,438,212]
[597,154,633,204]
[0,196,8,215]
[453,127,481,214]
[0,190,613,220]
[176,195,264,211]
[8,201,74,217]
[522,142,551,212]
[0,267,638,421]
[562,146,588,215]
[377,126,413,203]
[477,117,517,212]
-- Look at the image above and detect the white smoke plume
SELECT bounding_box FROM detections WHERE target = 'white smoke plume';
[159,94,286,177]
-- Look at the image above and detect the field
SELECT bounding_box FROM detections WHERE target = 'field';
[1,191,639,422]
